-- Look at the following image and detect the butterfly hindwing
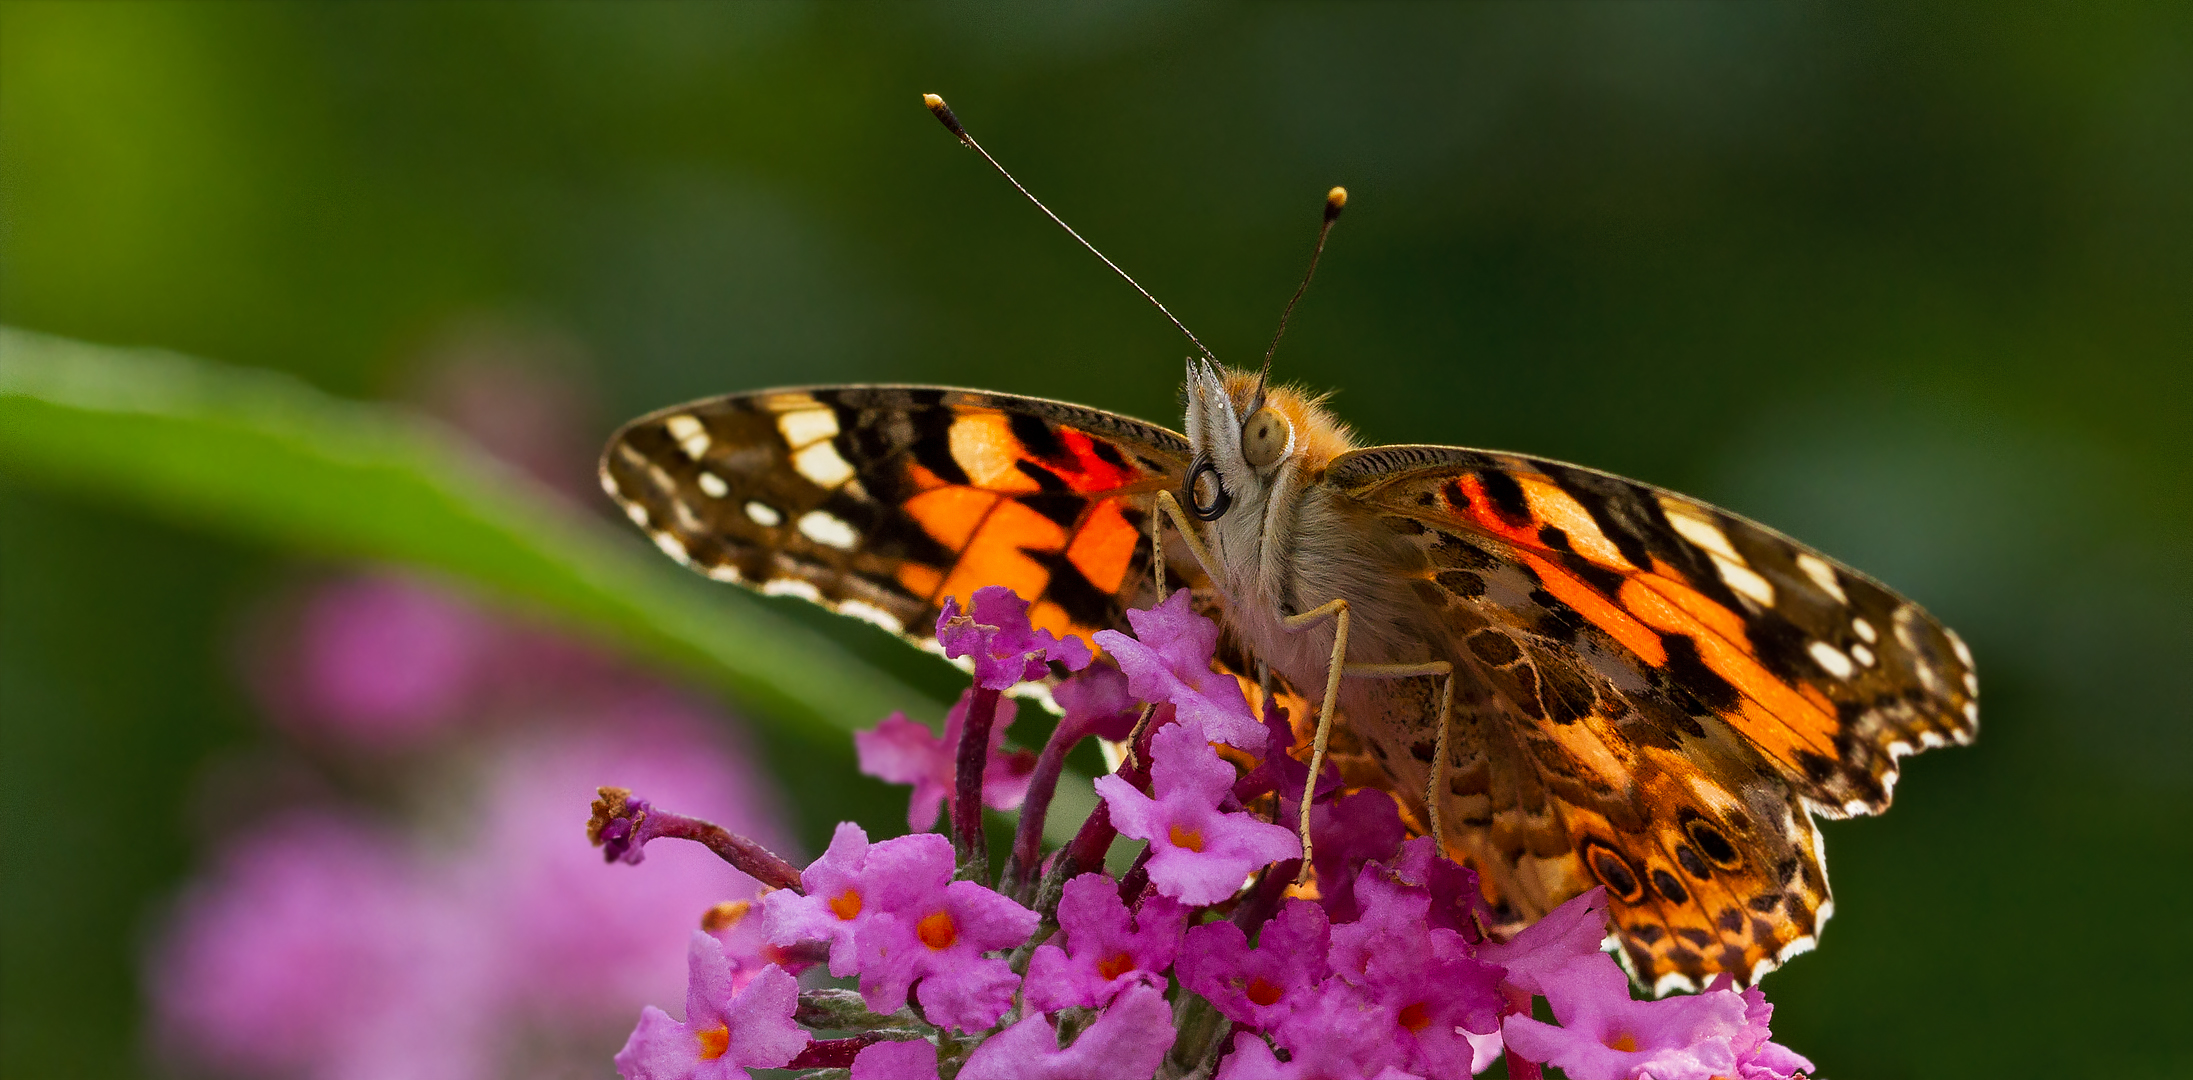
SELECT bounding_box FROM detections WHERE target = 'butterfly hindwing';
[599,386,1198,652]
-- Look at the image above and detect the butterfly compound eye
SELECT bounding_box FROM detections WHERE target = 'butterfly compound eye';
[1241,407,1292,470]
[1188,458,1231,521]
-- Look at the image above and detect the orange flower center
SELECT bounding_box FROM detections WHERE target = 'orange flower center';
[1246,977,1285,1007]
[695,1024,730,1060]
[828,888,863,921]
[1096,951,1137,981]
[1168,822,1206,852]
[1398,1002,1432,1032]
[1605,1031,1640,1052]
[917,910,958,950]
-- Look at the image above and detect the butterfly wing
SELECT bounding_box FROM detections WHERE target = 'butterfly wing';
[600,386,1199,653]
[1325,444,1976,990]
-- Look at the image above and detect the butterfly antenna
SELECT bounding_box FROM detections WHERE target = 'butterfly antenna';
[924,93,1217,365]
[1255,186,1347,402]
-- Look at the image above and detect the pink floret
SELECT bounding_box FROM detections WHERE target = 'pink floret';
[1096,720,1300,905]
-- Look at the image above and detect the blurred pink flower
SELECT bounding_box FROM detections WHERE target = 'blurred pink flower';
[151,697,789,1078]
[148,814,491,1080]
[457,696,792,1023]
[277,573,497,746]
[855,691,1035,831]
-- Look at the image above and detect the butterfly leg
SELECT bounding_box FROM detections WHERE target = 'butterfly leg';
[1275,597,1350,882]
[1276,606,1457,879]
[1330,660,1456,857]
[1149,489,1224,600]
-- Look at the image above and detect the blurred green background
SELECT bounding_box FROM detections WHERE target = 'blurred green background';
[5,2,2191,1076]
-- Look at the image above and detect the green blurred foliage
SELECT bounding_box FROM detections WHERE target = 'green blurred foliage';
[3,2,2189,1076]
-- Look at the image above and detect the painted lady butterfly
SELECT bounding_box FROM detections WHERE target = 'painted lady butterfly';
[598,99,1977,994]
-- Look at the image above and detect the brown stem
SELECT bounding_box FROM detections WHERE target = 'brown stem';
[953,685,1002,882]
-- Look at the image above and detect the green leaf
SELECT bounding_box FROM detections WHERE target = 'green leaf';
[0,325,935,739]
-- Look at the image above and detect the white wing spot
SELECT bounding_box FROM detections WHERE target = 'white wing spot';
[1714,553,1777,607]
[1652,972,1699,997]
[1851,617,1877,644]
[797,510,859,550]
[697,472,729,498]
[1662,504,1740,560]
[1850,643,1876,668]
[703,563,743,583]
[1887,739,1914,758]
[1963,671,1980,696]
[762,578,822,602]
[745,501,783,527]
[1918,730,1947,749]
[664,414,710,459]
[1795,552,1849,604]
[793,441,856,488]
[835,600,905,635]
[650,531,690,563]
[1808,641,1854,679]
[623,503,651,527]
[777,407,839,449]
[1947,629,1974,669]
[1962,701,1979,727]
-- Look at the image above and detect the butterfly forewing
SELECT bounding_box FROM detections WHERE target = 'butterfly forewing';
[600,386,1201,651]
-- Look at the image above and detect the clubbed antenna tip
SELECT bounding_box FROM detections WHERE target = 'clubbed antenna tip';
[924,93,970,144]
[1325,186,1348,220]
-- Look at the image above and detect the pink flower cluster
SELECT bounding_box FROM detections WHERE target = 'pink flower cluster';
[599,586,1815,1080]
[154,571,795,1080]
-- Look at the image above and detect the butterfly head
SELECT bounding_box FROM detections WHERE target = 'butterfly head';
[1180,360,1354,529]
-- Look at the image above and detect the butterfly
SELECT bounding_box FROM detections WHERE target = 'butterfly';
[598,361,1977,995]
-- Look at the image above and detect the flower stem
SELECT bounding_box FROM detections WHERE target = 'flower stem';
[999,711,1085,904]
[656,816,802,891]
[788,1033,896,1069]
[1029,740,1151,922]
[953,685,1002,882]
[1500,985,1545,1080]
